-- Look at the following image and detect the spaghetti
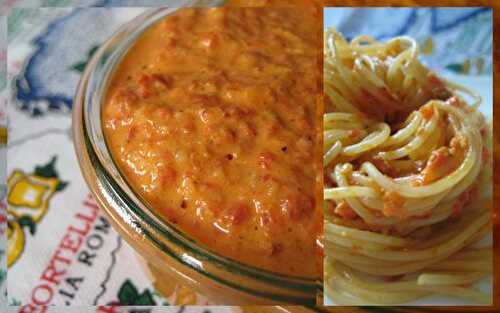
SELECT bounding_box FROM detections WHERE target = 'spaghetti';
[323,28,492,305]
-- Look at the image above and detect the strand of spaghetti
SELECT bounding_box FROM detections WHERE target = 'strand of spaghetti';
[326,234,490,275]
[331,261,489,304]
[361,141,475,197]
[324,84,365,115]
[446,79,482,108]
[329,261,430,303]
[324,141,342,166]
[324,186,378,199]
[359,191,448,216]
[427,260,493,272]
[342,123,390,156]
[417,272,487,285]
[333,165,397,225]
[325,222,408,246]
[354,58,386,88]
[324,129,352,149]
[324,112,359,122]
[380,111,422,147]
[326,234,389,251]
[339,211,488,262]
[449,248,491,260]
[377,104,439,160]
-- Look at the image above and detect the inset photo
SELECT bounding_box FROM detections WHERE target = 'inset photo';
[323,7,492,306]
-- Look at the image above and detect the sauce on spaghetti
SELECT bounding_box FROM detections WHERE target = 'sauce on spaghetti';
[103,8,319,277]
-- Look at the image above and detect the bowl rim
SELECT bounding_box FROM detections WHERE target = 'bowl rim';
[73,5,317,304]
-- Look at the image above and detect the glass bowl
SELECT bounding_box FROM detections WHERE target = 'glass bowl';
[72,6,317,306]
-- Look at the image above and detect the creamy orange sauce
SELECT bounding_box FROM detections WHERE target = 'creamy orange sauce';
[103,8,319,277]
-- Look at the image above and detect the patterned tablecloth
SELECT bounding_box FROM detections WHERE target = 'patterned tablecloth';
[2,1,235,312]
[325,7,492,75]
[0,2,494,312]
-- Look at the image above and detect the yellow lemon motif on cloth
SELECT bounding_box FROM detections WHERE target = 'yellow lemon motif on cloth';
[7,211,25,267]
[7,170,59,223]
[6,157,68,267]
[0,127,6,145]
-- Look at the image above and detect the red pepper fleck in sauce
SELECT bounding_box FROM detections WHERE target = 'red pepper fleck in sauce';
[334,201,358,220]
[419,104,434,120]
[382,191,407,219]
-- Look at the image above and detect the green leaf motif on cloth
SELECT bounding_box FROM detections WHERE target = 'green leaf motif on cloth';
[71,62,87,73]
[9,298,22,306]
[34,156,68,191]
[118,280,138,305]
[56,181,68,191]
[135,290,156,306]
[18,215,37,235]
[117,279,157,306]
[0,269,5,285]
[34,156,58,178]
[70,45,100,73]
[445,63,463,73]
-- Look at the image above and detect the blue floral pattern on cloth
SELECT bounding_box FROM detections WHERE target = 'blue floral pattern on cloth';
[13,7,130,117]
[324,8,492,76]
